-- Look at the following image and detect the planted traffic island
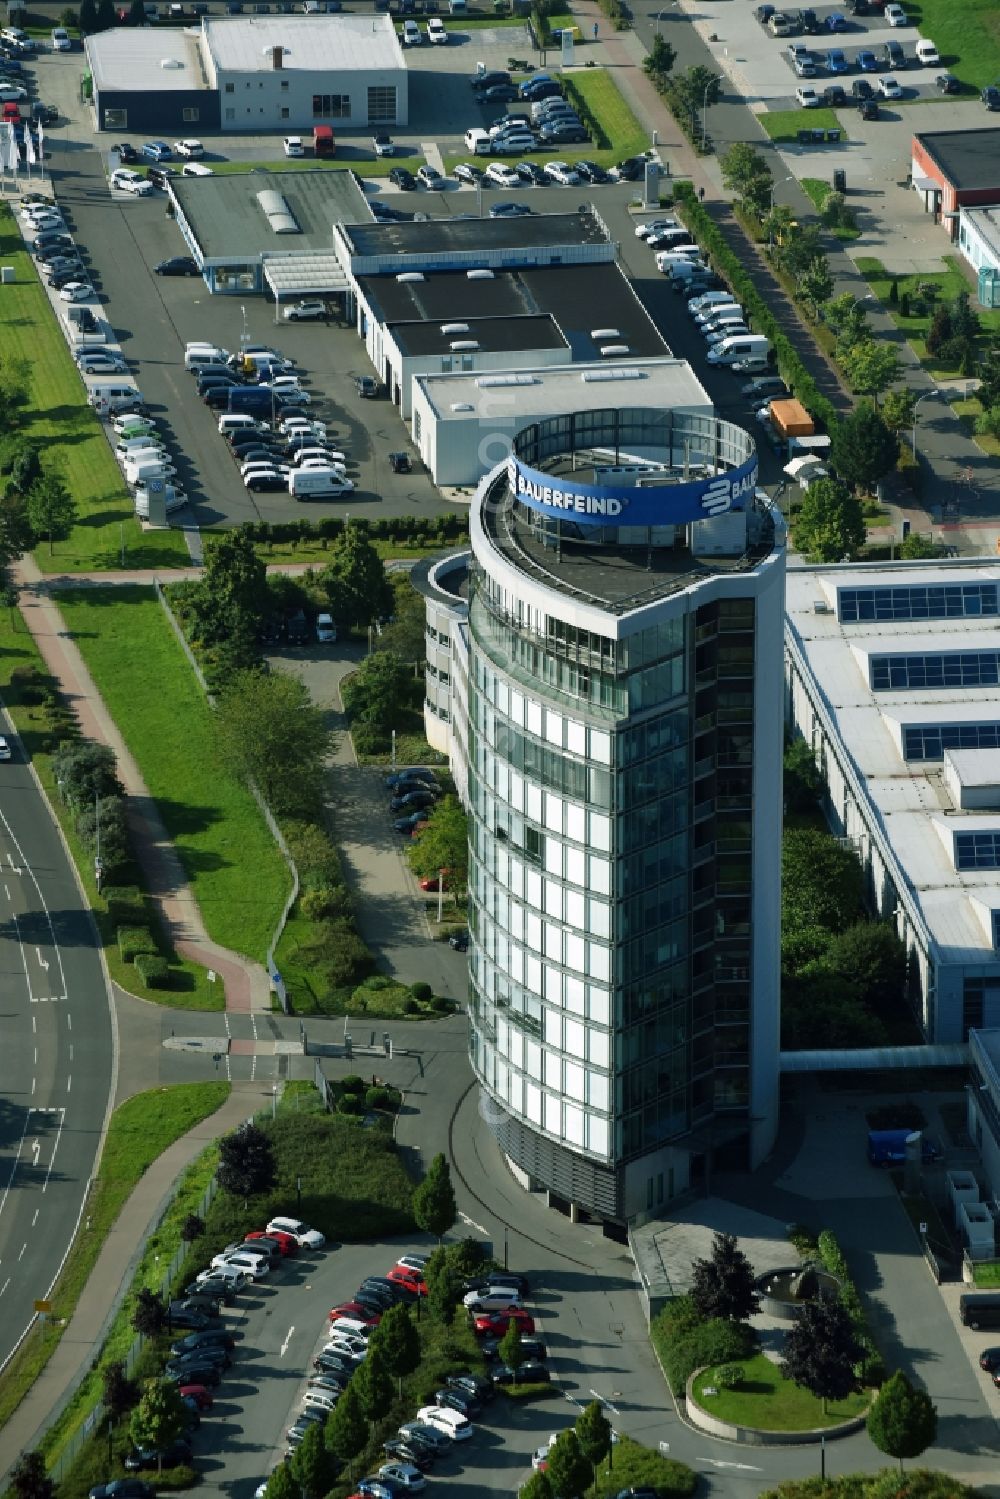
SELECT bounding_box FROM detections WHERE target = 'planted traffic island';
[686,1354,870,1444]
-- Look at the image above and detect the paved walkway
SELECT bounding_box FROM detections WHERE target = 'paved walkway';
[13,555,271,1014]
[0,1084,263,1480]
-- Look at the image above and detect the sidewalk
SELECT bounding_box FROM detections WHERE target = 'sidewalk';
[13,555,271,1014]
[0,1084,262,1481]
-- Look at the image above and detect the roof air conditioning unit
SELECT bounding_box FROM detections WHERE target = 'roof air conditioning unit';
[449,340,479,352]
[396,272,425,283]
[591,328,621,340]
[466,269,495,280]
[813,601,832,614]
[450,402,475,411]
[599,344,630,357]
[160,56,183,67]
[440,323,470,335]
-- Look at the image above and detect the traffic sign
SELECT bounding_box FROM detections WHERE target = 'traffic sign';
[34,1299,52,1313]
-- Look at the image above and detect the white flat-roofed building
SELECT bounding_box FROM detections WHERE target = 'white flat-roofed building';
[202,14,407,129]
[785,561,1000,1043]
[412,360,713,487]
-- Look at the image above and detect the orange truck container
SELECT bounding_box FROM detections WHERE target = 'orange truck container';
[769,398,815,441]
[313,125,335,158]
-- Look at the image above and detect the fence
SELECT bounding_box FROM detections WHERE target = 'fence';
[152,579,299,1012]
[48,1175,218,1485]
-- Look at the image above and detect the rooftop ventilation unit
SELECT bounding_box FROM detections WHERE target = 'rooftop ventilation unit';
[396,272,425,283]
[449,340,480,352]
[599,344,630,357]
[450,402,475,411]
[256,189,298,234]
[475,374,538,388]
[466,269,495,280]
[581,368,647,382]
[591,328,621,340]
[160,56,184,67]
[813,601,832,614]
[440,323,470,335]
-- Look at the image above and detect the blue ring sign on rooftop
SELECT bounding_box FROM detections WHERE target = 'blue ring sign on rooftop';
[506,453,759,529]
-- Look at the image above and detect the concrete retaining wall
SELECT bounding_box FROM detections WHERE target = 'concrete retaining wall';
[685,1370,868,1446]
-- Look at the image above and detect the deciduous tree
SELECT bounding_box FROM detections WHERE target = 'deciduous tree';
[782,827,864,939]
[720,142,772,213]
[880,387,918,434]
[830,403,899,492]
[825,293,869,352]
[797,257,834,320]
[128,1378,190,1469]
[413,1152,457,1243]
[781,1298,862,1411]
[498,1320,525,1370]
[214,668,329,817]
[643,33,676,82]
[575,1399,612,1485]
[690,1232,760,1324]
[407,795,468,886]
[520,1474,552,1499]
[263,1462,298,1499]
[823,922,907,1017]
[26,472,77,555]
[371,1302,420,1396]
[53,740,123,807]
[193,526,268,658]
[866,1370,937,1471]
[424,1248,463,1325]
[102,1359,139,1421]
[180,1213,205,1244]
[841,339,902,404]
[342,650,408,738]
[131,1287,167,1339]
[792,475,866,562]
[546,1430,592,1499]
[216,1122,276,1207]
[320,521,393,631]
[10,1452,54,1499]
[783,737,822,815]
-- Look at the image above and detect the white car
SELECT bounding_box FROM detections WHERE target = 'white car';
[323,1338,366,1360]
[378,1464,425,1492]
[695,303,740,325]
[279,419,326,439]
[22,206,62,225]
[182,162,214,177]
[51,27,71,49]
[484,162,519,188]
[112,170,153,196]
[211,1250,270,1279]
[0,736,11,761]
[241,460,290,478]
[543,160,580,186]
[462,1287,523,1310]
[283,136,305,157]
[0,85,27,101]
[427,16,447,42]
[915,38,939,64]
[29,215,66,234]
[884,3,908,23]
[878,73,902,97]
[283,300,328,321]
[416,1407,473,1441]
[795,86,820,107]
[706,324,748,345]
[174,138,204,158]
[290,448,346,467]
[303,1389,338,1412]
[396,1254,430,1274]
[635,217,679,239]
[372,133,394,157]
[59,282,92,302]
[271,383,311,403]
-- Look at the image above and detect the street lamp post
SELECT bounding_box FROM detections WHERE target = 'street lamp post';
[271,1084,278,1120]
[911,389,937,458]
[701,76,718,149]
[654,2,676,35]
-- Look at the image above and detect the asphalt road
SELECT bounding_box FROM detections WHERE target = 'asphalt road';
[0,717,115,1372]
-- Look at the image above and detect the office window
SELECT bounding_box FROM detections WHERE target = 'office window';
[280,79,289,90]
[280,107,289,119]
[224,107,235,120]
[104,107,126,127]
[367,84,396,122]
[955,832,1000,870]
[181,107,199,122]
[839,583,999,623]
[903,722,1000,761]
[224,82,234,93]
[313,93,350,118]
[871,652,1000,691]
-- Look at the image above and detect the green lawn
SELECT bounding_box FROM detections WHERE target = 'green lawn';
[195,155,427,177]
[0,1083,229,1437]
[854,253,1000,375]
[760,107,842,143]
[201,531,454,566]
[954,395,1000,455]
[0,609,222,1007]
[691,1353,869,1431]
[800,175,861,240]
[0,206,189,574]
[562,66,649,155]
[55,586,291,962]
[972,1261,1000,1286]
[903,0,1000,87]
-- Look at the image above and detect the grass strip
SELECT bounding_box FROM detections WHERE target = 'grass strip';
[800,176,861,240]
[55,586,291,962]
[560,67,648,156]
[0,205,189,574]
[0,1084,229,1437]
[0,609,221,1006]
[759,106,841,143]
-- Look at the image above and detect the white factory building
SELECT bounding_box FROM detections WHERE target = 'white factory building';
[86,14,407,134]
[785,561,1000,1045]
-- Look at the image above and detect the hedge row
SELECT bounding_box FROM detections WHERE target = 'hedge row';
[674,184,839,431]
[816,1229,885,1384]
[561,76,610,149]
[225,514,470,549]
[651,1295,757,1394]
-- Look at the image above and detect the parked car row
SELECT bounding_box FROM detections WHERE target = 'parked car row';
[108,406,189,519]
[386,767,441,831]
[784,35,938,77]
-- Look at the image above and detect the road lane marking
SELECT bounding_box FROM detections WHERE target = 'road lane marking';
[458,1210,488,1235]
[280,1326,295,1357]
[32,1210,39,1227]
[3,884,9,900]
[589,1389,620,1415]
[66,1013,71,1030]
[69,1044,73,1061]
[35,948,49,972]
[7,851,21,874]
[43,1110,66,1191]
[0,1279,8,1298]
[700,1458,763,1471]
[0,1112,32,1222]
[66,1075,71,1095]
[31,1077,35,1095]
[0,806,69,1001]
[31,1141,40,1167]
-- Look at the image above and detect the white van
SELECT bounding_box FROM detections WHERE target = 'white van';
[689,289,736,316]
[657,253,705,276]
[125,457,175,486]
[89,384,144,414]
[185,345,228,372]
[218,413,262,436]
[707,333,771,366]
[316,613,337,643]
[116,436,163,461]
[464,127,492,155]
[181,162,214,177]
[402,18,421,44]
[289,467,354,500]
[134,484,188,518]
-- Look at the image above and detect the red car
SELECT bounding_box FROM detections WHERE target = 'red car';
[474,1308,535,1336]
[328,1301,381,1325]
[386,1266,428,1296]
[246,1229,297,1256]
[178,1384,213,1410]
[419,870,451,892]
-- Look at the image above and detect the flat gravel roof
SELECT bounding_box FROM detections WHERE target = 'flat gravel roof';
[916,128,1000,192]
[171,168,370,261]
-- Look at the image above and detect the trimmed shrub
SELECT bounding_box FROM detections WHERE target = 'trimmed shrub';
[716,1363,744,1389]
[104,886,145,924]
[341,1074,364,1093]
[411,981,432,1003]
[366,1086,396,1112]
[654,1305,757,1394]
[9,664,48,705]
[118,925,156,962]
[403,997,419,1015]
[134,953,170,988]
[338,1093,363,1115]
[430,994,452,1013]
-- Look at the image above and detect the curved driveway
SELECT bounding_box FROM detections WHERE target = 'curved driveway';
[0,715,115,1373]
